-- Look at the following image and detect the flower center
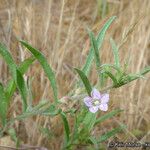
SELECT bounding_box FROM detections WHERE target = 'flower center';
[93,99,100,106]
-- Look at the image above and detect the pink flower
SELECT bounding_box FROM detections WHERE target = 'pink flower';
[84,88,109,113]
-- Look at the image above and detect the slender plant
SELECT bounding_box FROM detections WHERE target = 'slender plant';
[0,16,150,149]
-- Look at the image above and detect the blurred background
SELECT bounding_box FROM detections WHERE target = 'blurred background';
[0,0,150,149]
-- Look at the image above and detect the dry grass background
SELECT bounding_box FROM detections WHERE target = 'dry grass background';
[0,0,150,149]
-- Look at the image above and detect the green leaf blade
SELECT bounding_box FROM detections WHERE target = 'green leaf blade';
[75,68,92,96]
[82,16,116,75]
[5,56,35,102]
[98,124,126,143]
[139,66,150,75]
[82,48,94,75]
[96,16,116,50]
[16,69,28,111]
[0,43,17,80]
[119,66,150,86]
[20,41,58,104]
[0,83,8,127]
[88,30,101,71]
[83,112,97,131]
[5,79,16,101]
[102,70,118,85]
[18,56,35,74]
[0,43,28,112]
[110,38,120,68]
[60,112,70,147]
[95,109,123,125]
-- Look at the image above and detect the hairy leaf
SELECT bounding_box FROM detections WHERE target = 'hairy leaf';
[110,38,120,68]
[95,109,123,125]
[16,69,27,111]
[75,68,92,96]
[98,124,126,143]
[0,43,17,80]
[0,43,28,111]
[60,112,70,147]
[20,41,58,104]
[5,56,35,101]
[0,83,7,127]
[82,16,116,75]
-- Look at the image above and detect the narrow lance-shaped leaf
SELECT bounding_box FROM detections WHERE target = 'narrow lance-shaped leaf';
[100,64,122,73]
[98,124,126,143]
[101,70,118,86]
[18,56,35,74]
[82,112,97,131]
[74,68,92,96]
[16,69,27,111]
[95,109,123,125]
[119,66,150,86]
[5,56,35,101]
[110,38,120,68]
[139,66,150,75]
[121,73,144,83]
[88,136,98,149]
[0,43,27,112]
[0,83,7,127]
[72,117,78,142]
[0,43,17,80]
[8,128,19,146]
[12,106,61,120]
[82,16,116,75]
[88,30,105,87]
[88,30,101,72]
[20,40,58,104]
[60,112,70,147]
[5,80,16,103]
[96,16,116,48]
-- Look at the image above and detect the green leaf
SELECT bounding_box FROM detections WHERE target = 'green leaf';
[95,109,123,125]
[5,79,16,101]
[82,112,97,131]
[28,99,50,111]
[119,66,150,86]
[8,128,20,147]
[88,30,101,70]
[0,43,28,112]
[101,70,118,85]
[97,16,116,48]
[88,136,98,149]
[0,43,17,80]
[60,112,70,147]
[110,38,120,68]
[20,40,58,104]
[18,56,35,74]
[74,68,92,96]
[100,64,122,74]
[42,108,61,116]
[72,117,78,142]
[16,69,27,111]
[5,56,35,101]
[88,30,103,86]
[14,104,61,120]
[82,16,116,75]
[139,66,150,75]
[0,83,7,127]
[98,124,126,143]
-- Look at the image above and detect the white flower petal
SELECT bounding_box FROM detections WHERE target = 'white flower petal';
[91,88,101,99]
[89,106,99,113]
[99,104,108,111]
[84,96,92,107]
[101,94,109,104]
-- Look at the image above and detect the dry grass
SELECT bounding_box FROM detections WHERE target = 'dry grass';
[0,0,150,149]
